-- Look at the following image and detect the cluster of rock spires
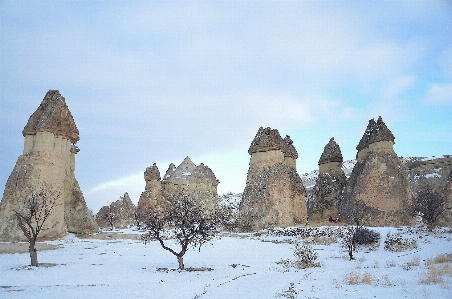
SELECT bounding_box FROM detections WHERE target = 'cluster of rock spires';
[1,90,451,241]
[137,157,220,218]
[0,90,97,241]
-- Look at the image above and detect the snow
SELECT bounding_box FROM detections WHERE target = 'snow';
[1,226,451,299]
[425,173,441,179]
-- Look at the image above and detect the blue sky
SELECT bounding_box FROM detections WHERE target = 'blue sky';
[1,1,452,212]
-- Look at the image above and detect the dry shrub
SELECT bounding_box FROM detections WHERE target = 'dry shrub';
[374,275,394,287]
[384,232,418,252]
[419,253,452,286]
[386,260,396,268]
[293,244,320,269]
[345,271,373,285]
[303,235,337,245]
[403,256,420,270]
[426,253,452,266]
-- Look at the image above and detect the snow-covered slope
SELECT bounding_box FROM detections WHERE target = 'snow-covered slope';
[1,226,451,298]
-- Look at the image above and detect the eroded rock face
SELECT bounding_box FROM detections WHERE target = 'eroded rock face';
[238,127,307,231]
[0,90,97,241]
[341,117,414,226]
[310,138,346,224]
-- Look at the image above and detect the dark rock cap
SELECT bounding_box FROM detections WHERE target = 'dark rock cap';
[356,116,395,151]
[283,135,298,159]
[144,163,161,181]
[318,137,343,165]
[248,127,285,155]
[23,90,80,144]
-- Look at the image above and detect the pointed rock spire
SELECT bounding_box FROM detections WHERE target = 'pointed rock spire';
[22,90,79,143]
[144,163,161,181]
[164,163,176,180]
[318,137,343,165]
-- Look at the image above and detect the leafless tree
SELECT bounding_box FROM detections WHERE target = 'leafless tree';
[96,206,118,230]
[340,200,371,260]
[413,183,446,231]
[14,184,60,267]
[142,193,228,270]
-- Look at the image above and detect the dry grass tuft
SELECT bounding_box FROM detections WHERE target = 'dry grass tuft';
[303,235,337,245]
[386,260,396,268]
[345,271,373,285]
[403,256,420,270]
[419,253,452,287]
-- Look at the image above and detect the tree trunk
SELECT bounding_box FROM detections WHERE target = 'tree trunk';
[177,256,184,270]
[29,239,38,267]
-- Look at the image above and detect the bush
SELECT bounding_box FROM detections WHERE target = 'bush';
[293,244,319,269]
[354,228,381,246]
[384,232,418,252]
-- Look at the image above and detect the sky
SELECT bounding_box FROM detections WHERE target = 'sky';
[1,1,452,213]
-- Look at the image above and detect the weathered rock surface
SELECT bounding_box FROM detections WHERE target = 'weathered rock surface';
[341,117,414,226]
[0,90,97,241]
[310,138,346,224]
[238,127,307,231]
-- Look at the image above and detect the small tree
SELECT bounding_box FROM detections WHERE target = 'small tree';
[413,184,446,231]
[14,184,60,267]
[142,193,226,270]
[340,200,371,260]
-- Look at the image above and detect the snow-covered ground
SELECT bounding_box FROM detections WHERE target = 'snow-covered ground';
[1,225,451,299]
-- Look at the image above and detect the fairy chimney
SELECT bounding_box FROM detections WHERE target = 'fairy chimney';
[238,127,307,231]
[0,90,97,241]
[341,116,414,226]
[310,138,346,224]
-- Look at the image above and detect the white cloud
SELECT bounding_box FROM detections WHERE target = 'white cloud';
[425,84,452,104]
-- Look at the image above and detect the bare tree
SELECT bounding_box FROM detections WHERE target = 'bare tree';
[340,200,371,260]
[14,184,60,267]
[96,206,118,230]
[413,183,446,231]
[142,193,227,270]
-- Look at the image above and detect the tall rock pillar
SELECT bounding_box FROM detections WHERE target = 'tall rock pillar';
[340,116,414,226]
[0,90,97,241]
[237,127,307,231]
